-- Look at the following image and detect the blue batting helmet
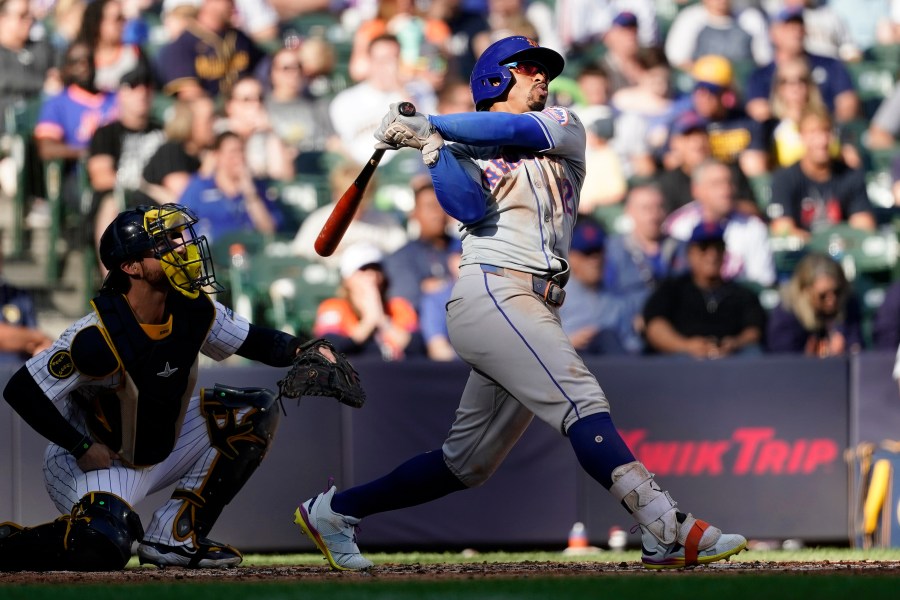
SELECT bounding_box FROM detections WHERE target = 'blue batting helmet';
[470,36,565,111]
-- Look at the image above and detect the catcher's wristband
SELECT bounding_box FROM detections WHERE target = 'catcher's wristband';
[69,433,94,459]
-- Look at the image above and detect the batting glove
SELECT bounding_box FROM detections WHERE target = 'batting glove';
[374,103,445,166]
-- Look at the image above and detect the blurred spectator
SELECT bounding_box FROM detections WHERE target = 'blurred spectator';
[744,7,858,124]
[664,0,771,72]
[0,245,52,364]
[765,0,861,62]
[664,159,776,287]
[296,36,340,100]
[766,251,862,355]
[560,216,637,355]
[156,0,264,99]
[234,0,279,46]
[643,221,766,358]
[611,46,676,180]
[74,0,144,93]
[0,0,59,199]
[436,78,475,114]
[580,106,627,213]
[867,81,900,149]
[384,176,455,311]
[683,55,768,177]
[433,0,490,79]
[603,184,685,351]
[34,41,118,231]
[471,0,540,58]
[348,0,451,88]
[219,75,294,181]
[600,11,643,95]
[290,159,408,268]
[87,63,165,262]
[872,279,900,351]
[768,107,875,241]
[656,112,757,217]
[830,0,891,52]
[764,55,860,169]
[264,47,335,174]
[160,0,200,44]
[418,237,462,361]
[313,242,424,360]
[0,0,58,122]
[555,0,658,55]
[139,95,216,204]
[48,0,87,57]
[178,130,284,247]
[328,34,436,167]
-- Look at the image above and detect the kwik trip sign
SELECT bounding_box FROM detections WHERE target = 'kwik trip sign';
[620,427,840,477]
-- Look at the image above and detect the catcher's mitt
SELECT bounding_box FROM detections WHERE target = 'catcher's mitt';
[276,339,366,408]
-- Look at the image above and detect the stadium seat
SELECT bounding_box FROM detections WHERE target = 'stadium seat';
[806,224,899,282]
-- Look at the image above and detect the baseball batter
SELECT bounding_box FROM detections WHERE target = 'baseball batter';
[0,204,306,571]
[295,36,747,571]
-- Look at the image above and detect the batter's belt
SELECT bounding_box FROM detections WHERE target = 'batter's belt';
[480,264,566,307]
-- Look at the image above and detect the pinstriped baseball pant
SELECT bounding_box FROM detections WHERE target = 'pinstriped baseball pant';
[42,394,253,547]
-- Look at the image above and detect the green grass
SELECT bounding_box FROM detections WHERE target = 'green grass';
[3,549,900,600]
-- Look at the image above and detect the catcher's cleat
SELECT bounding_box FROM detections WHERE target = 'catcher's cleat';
[136,538,242,568]
[639,514,747,569]
[294,485,373,571]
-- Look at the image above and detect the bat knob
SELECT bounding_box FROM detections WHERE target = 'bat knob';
[398,102,416,117]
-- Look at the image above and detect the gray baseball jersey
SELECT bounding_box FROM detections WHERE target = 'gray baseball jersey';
[450,107,587,286]
[438,107,611,487]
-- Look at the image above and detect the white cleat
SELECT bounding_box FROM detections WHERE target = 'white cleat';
[293,485,373,571]
[639,513,747,569]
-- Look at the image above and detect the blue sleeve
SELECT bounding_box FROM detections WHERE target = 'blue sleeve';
[429,147,486,224]
[429,112,553,151]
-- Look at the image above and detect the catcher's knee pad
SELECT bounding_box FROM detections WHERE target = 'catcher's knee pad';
[173,384,280,541]
[0,492,143,571]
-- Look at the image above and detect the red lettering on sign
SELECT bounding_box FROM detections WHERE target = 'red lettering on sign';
[619,427,839,477]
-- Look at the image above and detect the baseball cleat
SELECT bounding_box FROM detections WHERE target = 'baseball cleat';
[294,485,373,571]
[639,513,747,569]
[137,538,242,568]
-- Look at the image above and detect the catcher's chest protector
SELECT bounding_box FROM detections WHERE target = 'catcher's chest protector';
[76,292,216,466]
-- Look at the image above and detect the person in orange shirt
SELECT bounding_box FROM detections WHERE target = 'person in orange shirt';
[313,243,424,361]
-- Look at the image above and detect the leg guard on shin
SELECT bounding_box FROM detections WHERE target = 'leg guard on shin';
[0,492,143,571]
[610,461,745,567]
[172,385,280,544]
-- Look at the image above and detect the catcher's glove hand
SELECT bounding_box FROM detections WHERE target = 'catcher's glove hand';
[373,102,444,166]
[276,339,366,408]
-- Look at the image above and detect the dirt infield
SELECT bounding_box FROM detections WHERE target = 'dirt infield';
[3,560,900,584]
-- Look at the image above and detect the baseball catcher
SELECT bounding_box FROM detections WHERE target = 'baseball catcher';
[0,204,364,571]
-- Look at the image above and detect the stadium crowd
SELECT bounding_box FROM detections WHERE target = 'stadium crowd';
[3,0,900,363]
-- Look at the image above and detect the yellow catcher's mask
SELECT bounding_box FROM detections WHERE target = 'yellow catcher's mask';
[143,205,221,298]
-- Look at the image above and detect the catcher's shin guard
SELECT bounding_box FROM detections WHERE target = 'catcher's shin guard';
[171,385,280,543]
[0,492,143,571]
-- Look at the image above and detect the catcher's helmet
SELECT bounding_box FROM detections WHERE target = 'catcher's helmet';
[470,36,565,111]
[99,204,222,298]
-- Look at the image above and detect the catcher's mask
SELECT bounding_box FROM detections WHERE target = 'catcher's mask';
[99,204,222,298]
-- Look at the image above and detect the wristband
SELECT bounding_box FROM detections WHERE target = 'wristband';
[70,434,94,459]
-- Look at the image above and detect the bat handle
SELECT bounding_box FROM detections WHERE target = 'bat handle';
[398,101,417,117]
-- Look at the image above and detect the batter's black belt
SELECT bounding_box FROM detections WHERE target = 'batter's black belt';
[480,265,566,307]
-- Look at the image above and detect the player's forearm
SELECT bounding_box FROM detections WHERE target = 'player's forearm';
[429,149,486,224]
[3,367,88,455]
[429,112,553,151]
[236,325,304,366]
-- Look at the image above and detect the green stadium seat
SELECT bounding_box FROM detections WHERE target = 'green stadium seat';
[806,224,899,281]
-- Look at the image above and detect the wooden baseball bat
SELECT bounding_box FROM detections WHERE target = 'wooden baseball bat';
[314,102,417,257]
